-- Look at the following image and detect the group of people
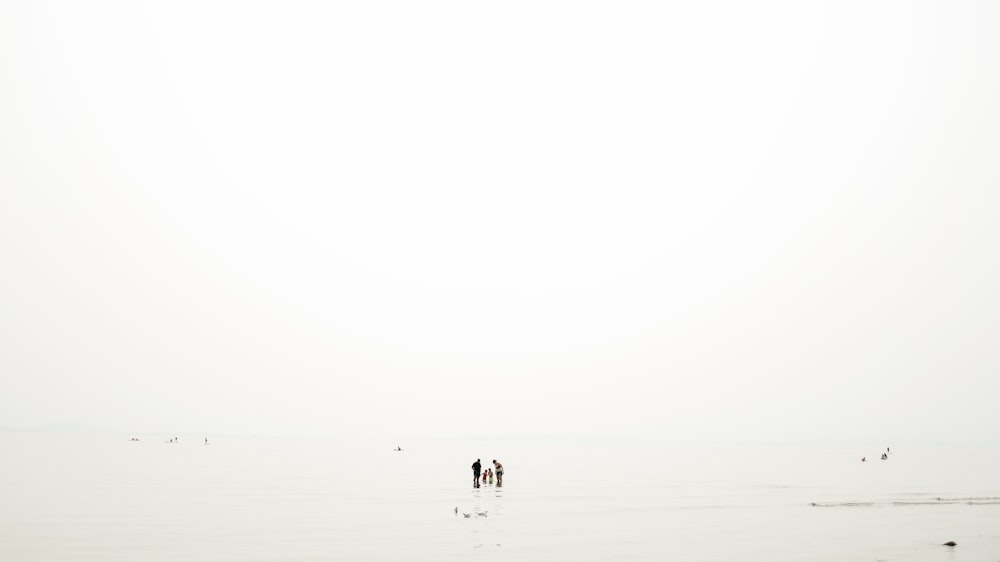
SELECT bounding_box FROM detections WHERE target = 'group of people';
[470,458,504,487]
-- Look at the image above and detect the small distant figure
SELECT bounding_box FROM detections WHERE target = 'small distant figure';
[493,460,504,486]
[454,507,458,514]
[488,468,494,485]
[861,456,866,462]
[472,458,482,488]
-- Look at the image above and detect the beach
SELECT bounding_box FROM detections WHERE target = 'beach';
[3,431,999,561]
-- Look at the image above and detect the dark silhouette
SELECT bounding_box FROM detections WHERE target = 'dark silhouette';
[471,459,482,488]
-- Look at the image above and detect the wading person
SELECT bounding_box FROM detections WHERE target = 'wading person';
[471,458,482,488]
[493,459,504,486]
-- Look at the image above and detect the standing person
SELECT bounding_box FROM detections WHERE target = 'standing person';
[471,458,482,488]
[488,468,494,485]
[493,460,504,486]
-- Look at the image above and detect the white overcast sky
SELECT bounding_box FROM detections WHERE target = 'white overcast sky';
[1,1,998,442]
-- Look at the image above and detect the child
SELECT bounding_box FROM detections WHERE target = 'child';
[488,468,494,484]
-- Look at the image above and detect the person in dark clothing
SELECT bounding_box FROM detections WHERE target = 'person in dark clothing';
[471,458,482,488]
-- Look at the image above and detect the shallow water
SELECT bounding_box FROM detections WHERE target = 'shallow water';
[2,431,999,561]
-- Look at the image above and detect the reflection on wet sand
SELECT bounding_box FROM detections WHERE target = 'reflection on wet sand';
[464,483,503,550]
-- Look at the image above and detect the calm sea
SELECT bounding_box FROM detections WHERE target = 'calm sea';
[2,431,999,561]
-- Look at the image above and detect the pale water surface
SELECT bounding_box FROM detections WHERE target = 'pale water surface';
[2,431,999,561]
